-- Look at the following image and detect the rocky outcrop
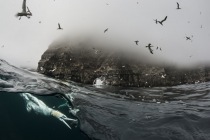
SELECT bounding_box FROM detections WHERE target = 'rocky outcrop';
[37,40,210,87]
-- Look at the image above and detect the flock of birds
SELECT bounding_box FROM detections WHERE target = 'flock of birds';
[15,0,63,30]
[136,2,194,55]
[13,0,199,56]
[102,2,193,55]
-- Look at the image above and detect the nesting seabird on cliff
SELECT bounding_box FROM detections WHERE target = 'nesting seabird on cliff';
[15,0,32,20]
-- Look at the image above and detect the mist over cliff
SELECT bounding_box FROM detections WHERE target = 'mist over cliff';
[49,33,209,69]
[37,35,210,87]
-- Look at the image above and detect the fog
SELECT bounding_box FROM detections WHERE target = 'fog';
[0,0,210,69]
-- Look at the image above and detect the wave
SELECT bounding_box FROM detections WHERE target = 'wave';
[0,59,77,95]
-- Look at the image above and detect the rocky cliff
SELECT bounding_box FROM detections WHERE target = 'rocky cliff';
[37,40,210,87]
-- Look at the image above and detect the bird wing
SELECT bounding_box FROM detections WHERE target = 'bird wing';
[177,2,179,8]
[161,16,167,22]
[149,48,153,54]
[22,0,27,12]
[27,7,30,13]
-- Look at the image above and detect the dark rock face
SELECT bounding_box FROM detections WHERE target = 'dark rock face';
[37,41,210,87]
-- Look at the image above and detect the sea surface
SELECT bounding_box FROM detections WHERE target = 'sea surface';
[1,59,210,140]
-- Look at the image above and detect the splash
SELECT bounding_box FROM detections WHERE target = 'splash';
[93,77,105,86]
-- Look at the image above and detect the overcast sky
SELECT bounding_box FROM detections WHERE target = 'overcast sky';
[0,0,210,68]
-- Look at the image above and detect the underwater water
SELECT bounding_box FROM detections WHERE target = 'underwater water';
[1,59,210,140]
[0,93,89,140]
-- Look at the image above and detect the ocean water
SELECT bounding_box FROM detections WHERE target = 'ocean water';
[1,59,210,140]
[0,93,89,140]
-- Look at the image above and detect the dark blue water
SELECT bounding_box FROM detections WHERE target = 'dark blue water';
[1,59,210,140]
[0,93,90,140]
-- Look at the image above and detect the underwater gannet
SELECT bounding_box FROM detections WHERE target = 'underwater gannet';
[21,93,77,129]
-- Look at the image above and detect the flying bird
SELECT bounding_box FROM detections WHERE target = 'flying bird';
[57,23,63,30]
[158,16,167,25]
[134,40,139,45]
[176,2,181,10]
[15,0,32,20]
[104,28,108,33]
[145,43,154,54]
[186,36,191,40]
